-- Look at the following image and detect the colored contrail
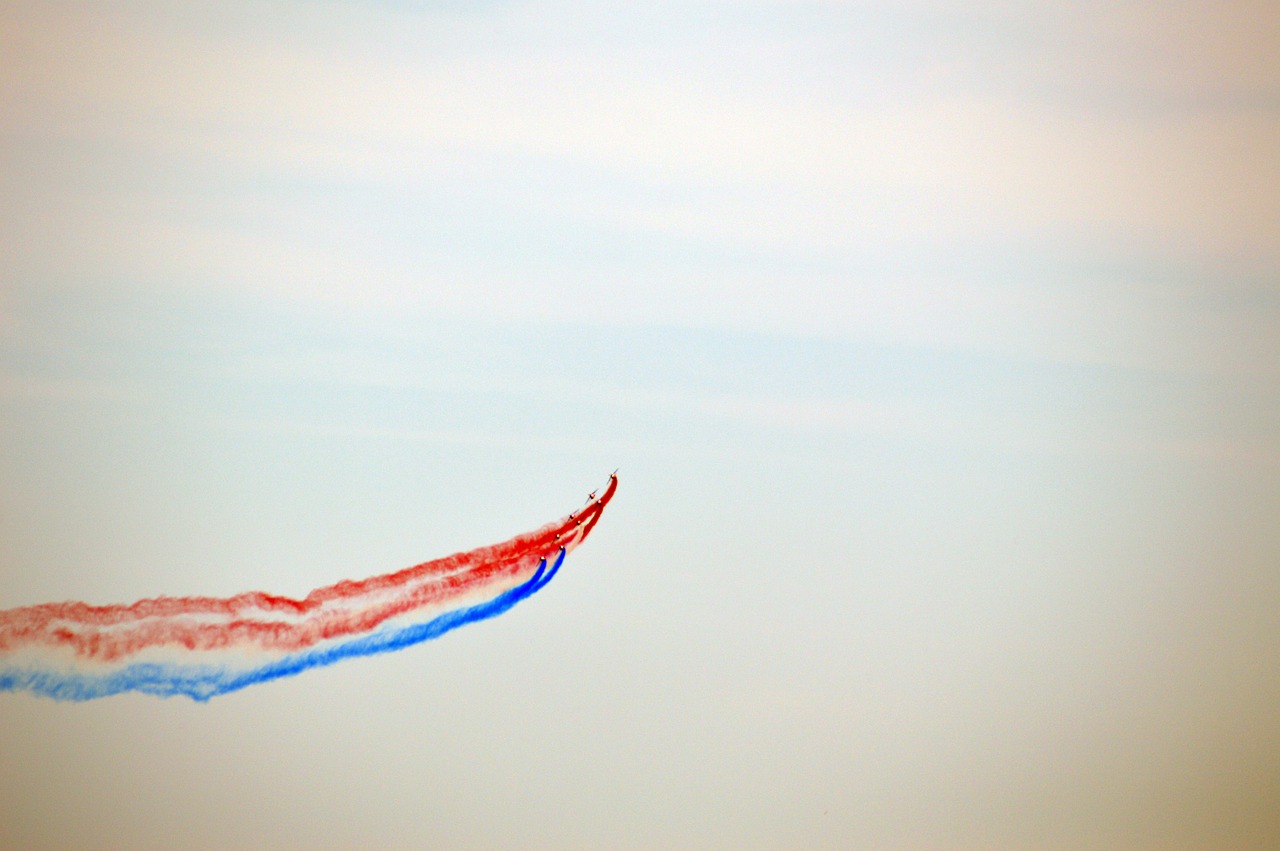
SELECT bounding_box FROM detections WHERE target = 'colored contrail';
[0,474,617,702]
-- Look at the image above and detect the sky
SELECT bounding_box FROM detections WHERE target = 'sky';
[1,0,1278,847]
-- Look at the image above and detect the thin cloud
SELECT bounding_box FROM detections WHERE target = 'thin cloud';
[0,374,139,402]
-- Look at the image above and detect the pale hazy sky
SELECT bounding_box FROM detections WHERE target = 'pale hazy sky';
[2,2,1278,848]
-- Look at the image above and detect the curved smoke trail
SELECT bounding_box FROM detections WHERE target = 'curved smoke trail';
[0,474,617,701]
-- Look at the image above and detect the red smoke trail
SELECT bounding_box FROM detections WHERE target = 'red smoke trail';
[0,474,617,665]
